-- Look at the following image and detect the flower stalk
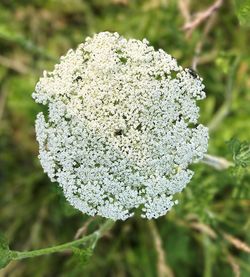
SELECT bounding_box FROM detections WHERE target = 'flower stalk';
[10,219,115,261]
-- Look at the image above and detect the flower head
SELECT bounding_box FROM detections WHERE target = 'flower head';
[33,32,208,220]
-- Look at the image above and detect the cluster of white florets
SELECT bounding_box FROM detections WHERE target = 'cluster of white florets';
[33,32,208,220]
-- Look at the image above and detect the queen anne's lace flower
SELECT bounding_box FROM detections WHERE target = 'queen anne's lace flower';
[33,32,208,220]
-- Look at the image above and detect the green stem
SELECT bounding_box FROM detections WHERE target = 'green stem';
[208,56,240,132]
[11,219,114,260]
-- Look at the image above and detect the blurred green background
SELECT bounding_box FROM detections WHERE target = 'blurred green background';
[0,0,250,276]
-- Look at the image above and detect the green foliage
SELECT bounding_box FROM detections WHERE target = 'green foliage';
[228,137,250,167]
[72,246,94,265]
[0,233,13,269]
[228,138,250,199]
[235,0,250,27]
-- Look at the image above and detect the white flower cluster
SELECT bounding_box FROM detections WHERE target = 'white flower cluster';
[33,32,208,220]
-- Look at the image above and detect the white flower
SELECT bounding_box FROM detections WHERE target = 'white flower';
[33,32,209,220]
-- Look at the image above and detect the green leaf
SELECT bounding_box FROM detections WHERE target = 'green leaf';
[235,0,250,27]
[0,250,13,269]
[228,137,250,167]
[227,138,250,199]
[0,233,12,269]
[72,246,93,265]
[0,233,8,250]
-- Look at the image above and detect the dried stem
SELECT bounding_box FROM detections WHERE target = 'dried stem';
[182,0,224,37]
[148,221,174,277]
[178,0,191,24]
[201,154,234,170]
[192,13,217,70]
[0,55,29,74]
[223,232,250,254]
[226,253,241,277]
[74,217,95,239]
